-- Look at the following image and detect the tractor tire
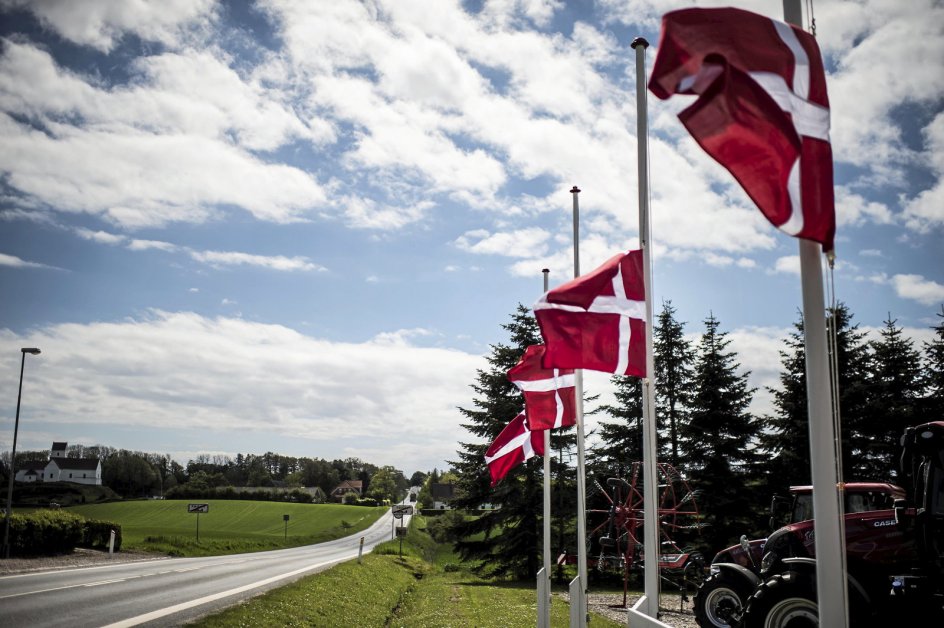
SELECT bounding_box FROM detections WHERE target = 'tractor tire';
[741,571,818,628]
[693,570,753,627]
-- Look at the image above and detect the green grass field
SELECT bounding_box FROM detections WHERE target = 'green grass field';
[192,515,624,628]
[66,500,386,556]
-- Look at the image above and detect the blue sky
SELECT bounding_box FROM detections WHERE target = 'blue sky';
[1,0,941,476]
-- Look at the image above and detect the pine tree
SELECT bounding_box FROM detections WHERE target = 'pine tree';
[450,305,546,579]
[760,304,872,491]
[922,305,944,418]
[684,313,759,551]
[826,305,873,481]
[654,301,695,466]
[758,312,810,490]
[857,315,925,481]
[590,375,643,476]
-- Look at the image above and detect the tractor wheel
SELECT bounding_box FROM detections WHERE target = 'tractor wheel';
[741,571,818,628]
[693,570,752,627]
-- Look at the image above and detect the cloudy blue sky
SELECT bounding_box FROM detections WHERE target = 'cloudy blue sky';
[1,0,941,476]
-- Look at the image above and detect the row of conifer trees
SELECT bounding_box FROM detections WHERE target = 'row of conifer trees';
[449,302,944,579]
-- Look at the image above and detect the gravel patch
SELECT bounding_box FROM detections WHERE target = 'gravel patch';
[559,591,699,628]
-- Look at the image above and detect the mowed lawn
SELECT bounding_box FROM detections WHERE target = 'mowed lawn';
[67,500,386,556]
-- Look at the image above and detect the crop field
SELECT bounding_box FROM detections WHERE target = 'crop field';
[67,500,386,556]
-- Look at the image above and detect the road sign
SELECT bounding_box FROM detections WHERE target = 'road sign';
[392,504,413,517]
[188,503,209,513]
[283,514,290,521]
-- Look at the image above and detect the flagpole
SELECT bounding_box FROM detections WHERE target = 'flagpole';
[781,3,849,628]
[541,268,552,628]
[570,185,589,628]
[628,36,662,621]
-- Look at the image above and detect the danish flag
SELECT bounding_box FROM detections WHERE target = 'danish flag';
[533,250,646,377]
[484,411,544,486]
[508,345,576,431]
[649,7,835,251]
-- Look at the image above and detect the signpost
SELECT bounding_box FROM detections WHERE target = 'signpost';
[392,505,413,556]
[188,503,209,542]
[283,514,289,540]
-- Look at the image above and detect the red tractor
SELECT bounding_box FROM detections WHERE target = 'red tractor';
[694,482,906,627]
[736,421,944,627]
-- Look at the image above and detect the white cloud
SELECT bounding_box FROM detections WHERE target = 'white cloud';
[890,274,944,306]
[127,239,178,252]
[772,256,800,275]
[835,186,893,227]
[189,250,326,273]
[727,325,792,416]
[74,228,126,245]
[455,227,551,257]
[0,252,58,269]
[0,0,218,52]
[903,112,944,233]
[0,312,484,471]
[338,196,430,230]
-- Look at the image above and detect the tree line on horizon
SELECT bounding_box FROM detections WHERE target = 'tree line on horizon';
[450,302,944,580]
[2,445,419,505]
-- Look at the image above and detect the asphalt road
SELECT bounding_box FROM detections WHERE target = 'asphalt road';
[0,505,414,627]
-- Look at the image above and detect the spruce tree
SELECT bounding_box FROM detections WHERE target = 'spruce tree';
[760,304,871,490]
[450,304,546,579]
[922,305,944,418]
[684,313,758,550]
[758,312,810,490]
[654,301,695,466]
[590,375,643,476]
[857,315,925,481]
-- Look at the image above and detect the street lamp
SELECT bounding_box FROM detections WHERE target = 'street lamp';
[3,347,41,559]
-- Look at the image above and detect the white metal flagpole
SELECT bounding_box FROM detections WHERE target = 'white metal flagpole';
[540,268,552,628]
[630,36,663,623]
[570,186,589,628]
[782,2,849,627]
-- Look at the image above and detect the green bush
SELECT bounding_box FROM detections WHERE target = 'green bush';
[81,518,122,551]
[424,509,465,543]
[1,510,84,556]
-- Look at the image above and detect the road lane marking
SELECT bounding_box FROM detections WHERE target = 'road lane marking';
[100,558,346,628]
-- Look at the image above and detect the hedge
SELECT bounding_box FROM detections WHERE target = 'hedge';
[0,510,122,556]
[164,485,315,503]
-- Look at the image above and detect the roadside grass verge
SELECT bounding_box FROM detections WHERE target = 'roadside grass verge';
[192,514,624,627]
[194,553,431,627]
[66,500,385,557]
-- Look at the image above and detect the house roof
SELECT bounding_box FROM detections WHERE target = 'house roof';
[51,441,68,450]
[333,479,363,492]
[18,461,47,472]
[48,458,100,471]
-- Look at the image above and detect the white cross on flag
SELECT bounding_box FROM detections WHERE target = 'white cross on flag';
[484,411,544,486]
[533,250,646,377]
[507,345,576,431]
[649,7,835,252]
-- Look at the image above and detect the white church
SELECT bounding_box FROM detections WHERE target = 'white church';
[14,442,102,486]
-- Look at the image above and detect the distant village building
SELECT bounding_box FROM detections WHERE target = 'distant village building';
[430,482,455,510]
[14,442,102,486]
[331,479,363,500]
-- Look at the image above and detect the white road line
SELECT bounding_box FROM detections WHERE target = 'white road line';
[100,557,346,628]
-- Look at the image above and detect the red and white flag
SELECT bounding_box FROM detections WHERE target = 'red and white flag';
[484,411,544,486]
[649,7,835,252]
[533,250,646,377]
[508,345,576,431]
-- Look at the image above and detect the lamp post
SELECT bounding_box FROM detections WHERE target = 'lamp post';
[3,347,41,559]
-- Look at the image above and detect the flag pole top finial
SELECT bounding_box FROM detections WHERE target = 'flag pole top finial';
[631,37,649,49]
[570,186,580,194]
